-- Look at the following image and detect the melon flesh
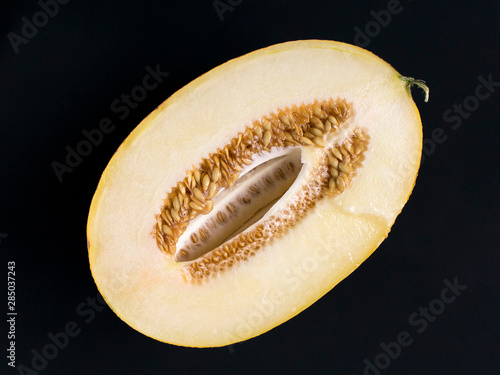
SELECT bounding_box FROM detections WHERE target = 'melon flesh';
[87,40,424,347]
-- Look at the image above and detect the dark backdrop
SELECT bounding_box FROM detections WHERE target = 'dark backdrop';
[1,1,499,374]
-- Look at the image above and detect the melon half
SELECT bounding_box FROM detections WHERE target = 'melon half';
[87,40,427,347]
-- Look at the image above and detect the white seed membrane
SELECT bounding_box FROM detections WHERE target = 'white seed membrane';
[87,40,423,348]
[175,148,302,262]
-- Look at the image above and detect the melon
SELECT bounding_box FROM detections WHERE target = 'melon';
[87,40,428,347]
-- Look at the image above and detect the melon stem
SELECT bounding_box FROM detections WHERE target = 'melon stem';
[400,75,430,103]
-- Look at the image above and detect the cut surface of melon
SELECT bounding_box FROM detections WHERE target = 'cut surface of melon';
[87,40,425,347]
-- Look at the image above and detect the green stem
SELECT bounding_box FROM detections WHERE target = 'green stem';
[400,75,430,103]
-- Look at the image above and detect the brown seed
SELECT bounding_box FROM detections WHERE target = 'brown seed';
[203,200,214,214]
[171,207,181,222]
[271,117,280,129]
[310,116,322,127]
[262,120,272,131]
[191,195,204,207]
[180,249,188,258]
[340,145,350,157]
[212,167,221,183]
[249,185,260,194]
[193,170,201,185]
[304,132,315,139]
[199,229,207,240]
[283,131,294,142]
[301,136,315,146]
[330,104,340,116]
[314,119,325,131]
[354,128,366,140]
[339,102,347,116]
[220,159,229,172]
[193,187,204,201]
[339,162,352,174]
[202,174,211,191]
[227,203,236,214]
[244,128,254,141]
[178,182,186,196]
[330,167,339,178]
[253,124,263,138]
[310,127,324,137]
[236,134,243,148]
[159,243,169,253]
[354,144,364,155]
[165,208,173,222]
[344,141,354,155]
[279,113,290,125]
[191,233,199,243]
[228,172,240,186]
[328,154,339,168]
[190,177,197,189]
[336,176,345,192]
[176,197,181,211]
[213,155,220,167]
[328,115,339,127]
[263,130,272,146]
[208,182,217,199]
[156,217,164,232]
[161,210,170,224]
[329,177,336,190]
[189,201,204,211]
[312,105,325,118]
[156,232,164,243]
[217,212,224,223]
[185,174,192,189]
[312,137,326,147]
[276,168,286,179]
[324,120,332,133]
[332,147,343,160]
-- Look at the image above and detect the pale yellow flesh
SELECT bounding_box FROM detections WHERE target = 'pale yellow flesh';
[87,40,422,347]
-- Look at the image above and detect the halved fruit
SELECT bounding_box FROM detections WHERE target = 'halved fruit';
[87,40,427,347]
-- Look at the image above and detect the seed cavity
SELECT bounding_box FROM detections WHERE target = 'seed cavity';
[175,149,302,262]
[153,99,369,282]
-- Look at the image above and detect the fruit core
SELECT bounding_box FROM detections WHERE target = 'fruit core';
[154,99,370,282]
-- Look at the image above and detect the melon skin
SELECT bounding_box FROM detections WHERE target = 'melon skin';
[87,40,423,347]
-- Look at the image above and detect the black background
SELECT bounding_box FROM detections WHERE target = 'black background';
[1,1,499,374]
